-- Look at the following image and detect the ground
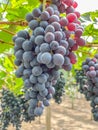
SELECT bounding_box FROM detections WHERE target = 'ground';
[8,94,98,130]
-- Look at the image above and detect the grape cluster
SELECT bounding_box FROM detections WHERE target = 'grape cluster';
[0,89,34,130]
[82,54,98,121]
[53,72,65,104]
[75,69,88,98]
[13,0,85,119]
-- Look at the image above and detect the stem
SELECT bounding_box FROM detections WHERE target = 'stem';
[43,0,47,11]
[0,28,15,35]
[46,106,51,130]
[0,39,14,46]
[85,43,98,47]
[0,21,28,26]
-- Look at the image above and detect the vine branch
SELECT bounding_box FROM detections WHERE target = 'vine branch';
[0,21,28,26]
[0,28,15,35]
[0,39,14,46]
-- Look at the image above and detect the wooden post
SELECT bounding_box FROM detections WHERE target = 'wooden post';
[46,106,51,130]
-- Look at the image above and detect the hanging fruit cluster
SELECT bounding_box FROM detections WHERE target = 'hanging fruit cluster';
[13,0,85,120]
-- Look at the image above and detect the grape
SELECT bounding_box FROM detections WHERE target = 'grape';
[17,30,30,39]
[49,15,59,23]
[94,97,98,105]
[51,22,61,31]
[63,0,74,6]
[24,79,32,88]
[35,46,40,54]
[22,40,33,51]
[40,21,48,29]
[14,59,21,66]
[55,31,63,41]
[15,37,25,48]
[15,65,24,78]
[23,52,34,62]
[46,6,54,15]
[28,106,34,117]
[95,64,98,70]
[46,61,55,68]
[76,38,86,46]
[68,38,75,47]
[32,8,41,17]
[37,52,43,63]
[34,107,43,116]
[24,60,31,69]
[29,99,38,108]
[23,69,32,78]
[64,57,70,65]
[15,49,24,60]
[45,25,55,33]
[66,6,75,14]
[25,13,33,22]
[48,86,55,95]
[29,90,37,98]
[67,23,76,31]
[72,1,78,8]
[40,11,50,21]
[30,35,35,43]
[74,11,80,18]
[51,70,60,79]
[58,3,67,13]
[44,32,55,43]
[37,94,44,101]
[30,74,37,84]
[88,61,95,66]
[50,4,58,10]
[54,10,60,16]
[40,88,48,97]
[35,83,45,91]
[60,40,68,48]
[35,35,44,45]
[29,20,39,30]
[50,41,59,50]
[46,93,52,99]
[33,27,44,36]
[32,66,42,76]
[43,99,50,106]
[89,71,96,77]
[12,35,17,42]
[53,54,64,66]
[41,52,52,64]
[40,43,50,52]
[59,18,68,26]
[95,54,98,59]
[55,46,66,56]
[63,64,72,71]
[38,74,47,83]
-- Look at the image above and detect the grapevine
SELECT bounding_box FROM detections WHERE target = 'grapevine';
[82,54,98,121]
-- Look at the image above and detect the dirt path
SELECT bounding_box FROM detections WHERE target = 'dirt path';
[8,95,98,130]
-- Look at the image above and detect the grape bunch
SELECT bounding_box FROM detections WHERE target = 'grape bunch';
[82,54,98,121]
[75,69,88,98]
[0,89,34,130]
[53,72,66,104]
[13,0,85,120]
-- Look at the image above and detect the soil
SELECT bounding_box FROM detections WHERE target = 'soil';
[8,94,98,130]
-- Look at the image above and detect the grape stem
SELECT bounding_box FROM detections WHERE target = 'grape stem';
[0,21,28,26]
[43,0,47,11]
